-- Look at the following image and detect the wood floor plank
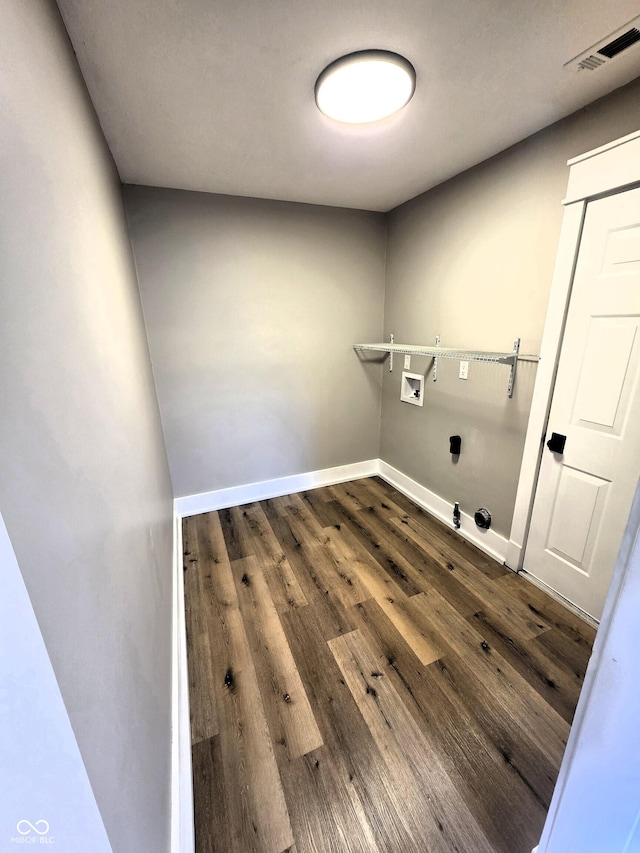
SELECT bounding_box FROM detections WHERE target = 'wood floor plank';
[416,511,507,580]
[183,514,219,744]
[267,518,334,602]
[304,541,372,609]
[264,495,369,607]
[328,500,427,598]
[270,493,327,538]
[234,503,308,613]
[391,513,551,642]
[219,506,248,561]
[329,520,407,603]
[495,572,596,685]
[425,653,560,811]
[341,504,485,615]
[282,506,371,609]
[496,572,597,648]
[376,595,443,666]
[281,600,436,852]
[349,597,548,853]
[267,516,356,641]
[261,495,294,520]
[339,494,512,627]
[329,629,495,853]
[194,514,294,853]
[230,554,324,760]
[372,478,507,580]
[297,490,347,528]
[329,523,442,665]
[276,745,383,853]
[343,476,409,518]
[325,481,374,513]
[413,587,570,769]
[186,477,596,853]
[466,609,586,724]
[534,627,594,683]
[183,512,201,572]
[191,735,231,853]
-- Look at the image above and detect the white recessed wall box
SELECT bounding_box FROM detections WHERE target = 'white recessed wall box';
[401,371,425,407]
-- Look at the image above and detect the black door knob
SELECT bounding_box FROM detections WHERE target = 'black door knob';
[546,432,566,454]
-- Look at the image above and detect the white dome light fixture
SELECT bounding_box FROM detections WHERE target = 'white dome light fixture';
[315,50,416,124]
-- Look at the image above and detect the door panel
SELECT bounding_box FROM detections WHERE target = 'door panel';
[602,222,640,272]
[545,467,609,571]
[572,320,637,433]
[525,187,640,621]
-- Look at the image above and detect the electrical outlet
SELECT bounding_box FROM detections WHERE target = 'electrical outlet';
[459,361,469,380]
[404,355,411,370]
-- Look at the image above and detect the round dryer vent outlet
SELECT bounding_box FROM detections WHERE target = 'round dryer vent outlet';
[474,508,492,530]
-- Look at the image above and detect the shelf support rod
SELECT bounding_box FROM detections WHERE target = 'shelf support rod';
[389,333,394,372]
[507,338,520,397]
[433,335,440,382]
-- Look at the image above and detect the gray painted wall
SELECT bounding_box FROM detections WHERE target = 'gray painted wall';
[0,3,174,851]
[124,79,640,539]
[381,78,640,538]
[0,511,112,851]
[125,187,386,498]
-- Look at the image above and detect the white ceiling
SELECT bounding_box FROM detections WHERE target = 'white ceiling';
[56,0,640,212]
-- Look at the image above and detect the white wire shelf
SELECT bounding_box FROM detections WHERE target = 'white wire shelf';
[353,336,540,397]
[354,342,527,363]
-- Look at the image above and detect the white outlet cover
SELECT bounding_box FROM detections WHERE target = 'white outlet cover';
[404,355,411,370]
[459,360,469,380]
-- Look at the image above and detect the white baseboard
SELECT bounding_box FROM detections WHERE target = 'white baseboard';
[377,460,509,564]
[171,511,194,853]
[174,459,379,518]
[174,458,509,564]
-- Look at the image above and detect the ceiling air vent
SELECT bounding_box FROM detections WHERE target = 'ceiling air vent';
[576,55,607,72]
[599,28,640,59]
[565,15,640,72]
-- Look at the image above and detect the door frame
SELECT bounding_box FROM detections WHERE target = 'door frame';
[506,129,640,585]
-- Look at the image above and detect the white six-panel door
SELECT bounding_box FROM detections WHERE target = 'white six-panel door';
[524,186,640,621]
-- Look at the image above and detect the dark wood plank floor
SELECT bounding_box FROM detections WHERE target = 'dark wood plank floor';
[184,477,596,853]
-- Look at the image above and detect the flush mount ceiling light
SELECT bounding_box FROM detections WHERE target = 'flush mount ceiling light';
[315,50,416,124]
